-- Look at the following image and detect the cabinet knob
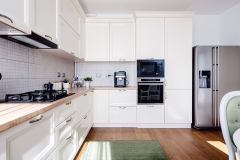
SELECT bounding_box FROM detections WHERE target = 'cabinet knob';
[84,94,87,96]
[84,116,87,119]
[66,101,71,105]
[66,134,72,140]
[66,117,72,123]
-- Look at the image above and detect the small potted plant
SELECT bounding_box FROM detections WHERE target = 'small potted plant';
[83,77,93,87]
[62,78,70,89]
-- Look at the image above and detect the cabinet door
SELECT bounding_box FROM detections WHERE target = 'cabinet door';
[0,0,31,34]
[137,105,164,123]
[93,90,109,123]
[109,90,136,107]
[76,111,91,147]
[77,92,90,122]
[85,23,109,61]
[165,18,192,89]
[29,0,59,44]
[59,0,81,36]
[136,18,164,59]
[59,17,81,58]
[165,90,192,123]
[5,111,55,160]
[110,23,135,61]
[109,107,136,123]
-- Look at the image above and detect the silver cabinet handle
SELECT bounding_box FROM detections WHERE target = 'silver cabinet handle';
[147,58,154,59]
[66,134,72,140]
[119,90,126,91]
[0,14,13,23]
[119,107,126,109]
[66,101,71,105]
[81,58,85,61]
[45,35,52,40]
[84,94,87,96]
[84,116,87,119]
[66,117,72,123]
[165,79,167,86]
[119,59,126,61]
[91,90,94,92]
[29,115,43,123]
[71,52,75,55]
[147,105,154,107]
[165,92,167,99]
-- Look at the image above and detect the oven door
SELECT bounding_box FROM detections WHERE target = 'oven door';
[137,82,164,104]
[137,60,164,77]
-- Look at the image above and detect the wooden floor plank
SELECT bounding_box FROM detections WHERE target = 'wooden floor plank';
[74,128,229,160]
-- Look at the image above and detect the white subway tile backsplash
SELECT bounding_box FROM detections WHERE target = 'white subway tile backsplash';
[0,38,74,100]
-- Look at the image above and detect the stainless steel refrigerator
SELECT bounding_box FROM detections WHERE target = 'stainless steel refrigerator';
[193,46,240,129]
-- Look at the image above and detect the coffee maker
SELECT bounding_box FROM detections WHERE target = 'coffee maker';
[114,71,126,87]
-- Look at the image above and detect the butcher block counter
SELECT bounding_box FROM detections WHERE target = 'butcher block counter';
[0,86,136,132]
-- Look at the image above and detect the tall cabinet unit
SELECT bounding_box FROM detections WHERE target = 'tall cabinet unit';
[164,17,192,124]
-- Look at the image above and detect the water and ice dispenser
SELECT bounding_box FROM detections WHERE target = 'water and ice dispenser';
[199,71,210,88]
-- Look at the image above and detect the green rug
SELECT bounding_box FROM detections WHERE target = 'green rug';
[80,140,168,160]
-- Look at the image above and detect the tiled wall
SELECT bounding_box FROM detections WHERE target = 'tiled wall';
[76,61,135,86]
[0,38,74,100]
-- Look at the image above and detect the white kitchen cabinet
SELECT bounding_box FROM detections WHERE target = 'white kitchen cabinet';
[137,105,164,123]
[165,18,192,90]
[136,18,164,59]
[46,129,77,160]
[29,0,59,44]
[76,111,91,147]
[59,17,81,59]
[77,92,90,122]
[0,0,31,34]
[85,23,109,61]
[109,90,136,107]
[93,90,109,123]
[165,90,192,123]
[59,0,81,36]
[110,23,135,61]
[109,107,136,123]
[0,109,56,160]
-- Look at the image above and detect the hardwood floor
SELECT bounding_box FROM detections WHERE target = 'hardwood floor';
[74,127,228,160]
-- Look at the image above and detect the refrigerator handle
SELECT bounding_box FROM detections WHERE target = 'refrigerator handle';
[212,47,217,126]
[217,47,220,126]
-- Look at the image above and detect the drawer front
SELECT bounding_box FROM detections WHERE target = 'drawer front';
[137,105,164,123]
[56,99,76,126]
[56,112,77,143]
[76,112,91,147]
[109,107,136,123]
[109,90,136,106]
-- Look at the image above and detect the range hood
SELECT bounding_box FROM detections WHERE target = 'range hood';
[0,17,58,49]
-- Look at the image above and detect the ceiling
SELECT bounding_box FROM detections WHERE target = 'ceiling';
[78,0,240,17]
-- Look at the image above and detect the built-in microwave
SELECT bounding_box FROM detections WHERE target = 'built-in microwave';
[137,60,164,77]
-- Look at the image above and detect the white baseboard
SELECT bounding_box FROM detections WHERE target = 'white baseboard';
[92,123,191,128]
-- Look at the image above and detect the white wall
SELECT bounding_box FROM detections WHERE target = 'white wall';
[219,2,240,45]
[192,15,219,46]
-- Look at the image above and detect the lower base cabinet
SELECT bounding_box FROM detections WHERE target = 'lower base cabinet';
[109,107,136,123]
[137,105,164,123]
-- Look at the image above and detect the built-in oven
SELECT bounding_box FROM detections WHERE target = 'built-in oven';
[137,60,164,77]
[137,78,164,104]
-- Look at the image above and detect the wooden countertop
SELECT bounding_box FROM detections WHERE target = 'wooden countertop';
[0,86,136,133]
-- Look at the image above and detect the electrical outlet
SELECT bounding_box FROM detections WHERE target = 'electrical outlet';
[62,73,65,77]
[96,74,101,78]
[57,72,61,77]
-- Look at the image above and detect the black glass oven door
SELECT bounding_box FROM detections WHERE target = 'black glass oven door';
[138,83,164,104]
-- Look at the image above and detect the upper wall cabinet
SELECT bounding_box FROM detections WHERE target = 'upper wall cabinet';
[0,0,31,34]
[59,0,81,36]
[110,23,135,61]
[165,18,192,89]
[85,23,110,61]
[29,0,59,45]
[85,21,135,61]
[136,18,164,59]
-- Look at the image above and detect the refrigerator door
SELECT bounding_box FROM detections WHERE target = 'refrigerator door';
[193,46,214,128]
[217,46,240,125]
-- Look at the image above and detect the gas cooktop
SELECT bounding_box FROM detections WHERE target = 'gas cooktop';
[5,90,75,102]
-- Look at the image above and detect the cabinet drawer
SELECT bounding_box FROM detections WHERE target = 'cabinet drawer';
[56,99,76,126]
[137,105,164,123]
[77,93,90,122]
[109,90,136,106]
[109,107,136,123]
[56,112,77,143]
